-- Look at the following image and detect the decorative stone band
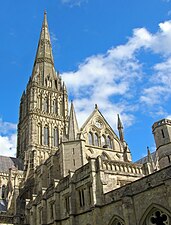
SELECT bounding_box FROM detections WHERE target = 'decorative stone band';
[35,57,54,65]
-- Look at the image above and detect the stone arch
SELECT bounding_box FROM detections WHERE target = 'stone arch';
[101,151,111,160]
[109,215,125,225]
[139,203,171,225]
[88,148,94,154]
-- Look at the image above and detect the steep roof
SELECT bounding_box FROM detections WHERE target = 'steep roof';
[0,155,23,172]
[135,151,157,164]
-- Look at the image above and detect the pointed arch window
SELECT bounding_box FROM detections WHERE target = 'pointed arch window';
[55,80,57,89]
[94,133,99,146]
[44,126,49,146]
[107,136,113,149]
[38,94,42,110]
[112,219,124,225]
[44,97,48,113]
[88,132,93,145]
[54,128,59,147]
[101,135,106,147]
[110,216,125,225]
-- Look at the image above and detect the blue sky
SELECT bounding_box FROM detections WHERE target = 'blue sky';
[0,0,171,160]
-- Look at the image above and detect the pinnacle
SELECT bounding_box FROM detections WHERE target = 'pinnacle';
[117,114,123,129]
[68,101,79,141]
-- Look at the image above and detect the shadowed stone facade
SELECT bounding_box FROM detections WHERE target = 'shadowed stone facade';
[0,12,171,225]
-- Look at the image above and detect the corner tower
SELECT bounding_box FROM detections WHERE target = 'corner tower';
[152,118,171,169]
[17,12,69,174]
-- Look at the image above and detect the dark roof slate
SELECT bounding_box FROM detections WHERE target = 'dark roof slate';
[0,155,23,172]
[135,151,157,164]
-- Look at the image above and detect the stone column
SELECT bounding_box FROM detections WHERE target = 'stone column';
[122,196,136,225]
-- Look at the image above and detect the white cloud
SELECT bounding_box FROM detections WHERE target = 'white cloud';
[50,31,58,48]
[0,118,17,135]
[140,57,171,107]
[62,20,171,129]
[0,134,17,157]
[0,119,17,157]
[61,0,87,7]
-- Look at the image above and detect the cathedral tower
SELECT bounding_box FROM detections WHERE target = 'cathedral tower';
[17,12,69,174]
[152,118,171,169]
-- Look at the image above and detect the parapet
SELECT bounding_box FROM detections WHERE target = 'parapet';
[152,118,171,132]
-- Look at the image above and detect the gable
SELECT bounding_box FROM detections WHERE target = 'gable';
[81,107,119,140]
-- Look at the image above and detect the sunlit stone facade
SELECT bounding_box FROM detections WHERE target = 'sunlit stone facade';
[0,13,171,225]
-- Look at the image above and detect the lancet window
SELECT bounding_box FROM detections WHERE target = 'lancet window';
[94,133,99,146]
[107,136,113,149]
[54,128,59,147]
[44,97,48,113]
[44,126,49,146]
[88,132,93,145]
[101,135,106,147]
[53,99,58,114]
[38,123,42,145]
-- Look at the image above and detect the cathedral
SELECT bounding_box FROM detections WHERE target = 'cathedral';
[0,12,171,225]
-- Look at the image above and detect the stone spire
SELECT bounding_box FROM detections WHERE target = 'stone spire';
[32,11,56,86]
[68,101,79,141]
[117,114,124,142]
[147,146,155,171]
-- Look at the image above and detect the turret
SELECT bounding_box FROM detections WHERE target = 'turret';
[152,118,171,169]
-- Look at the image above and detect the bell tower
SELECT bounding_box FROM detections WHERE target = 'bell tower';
[17,12,69,175]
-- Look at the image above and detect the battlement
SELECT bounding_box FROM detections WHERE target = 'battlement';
[152,118,171,131]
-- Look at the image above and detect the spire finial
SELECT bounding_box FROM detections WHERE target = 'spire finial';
[95,104,98,110]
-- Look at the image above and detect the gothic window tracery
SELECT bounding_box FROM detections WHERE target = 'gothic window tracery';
[146,209,170,225]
